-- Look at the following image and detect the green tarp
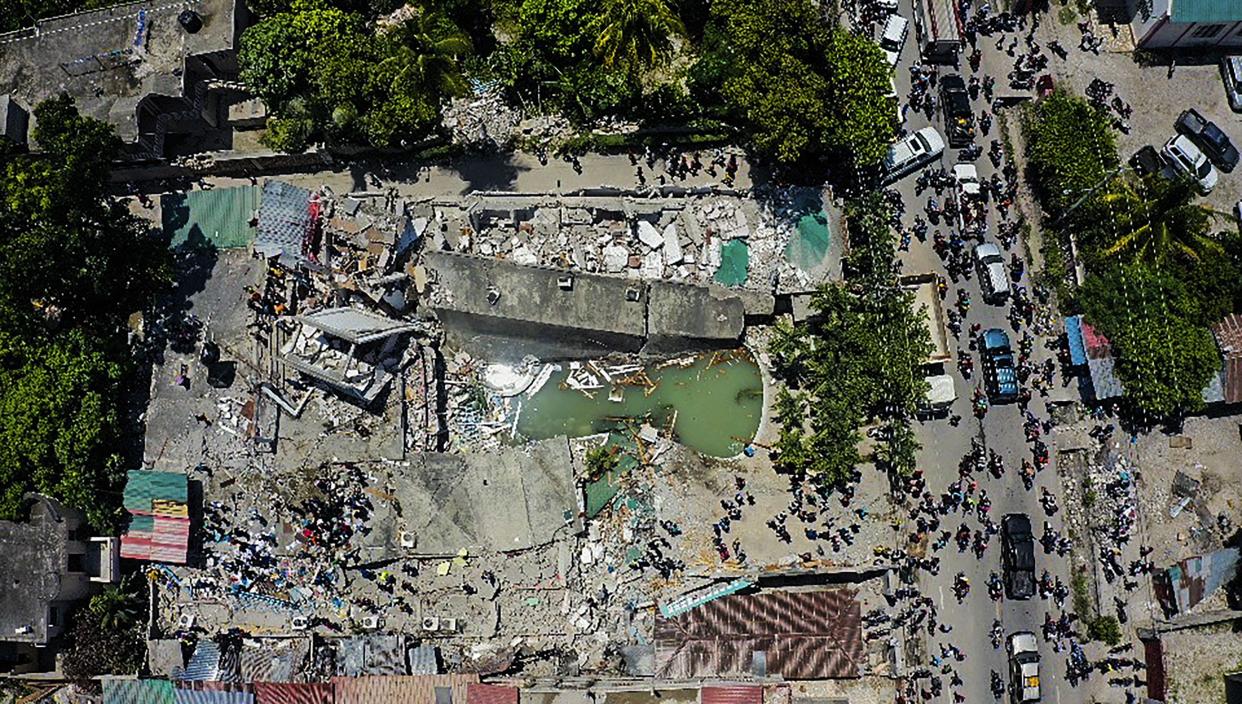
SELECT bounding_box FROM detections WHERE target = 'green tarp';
[162,186,260,250]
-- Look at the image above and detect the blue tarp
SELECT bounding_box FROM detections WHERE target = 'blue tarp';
[1065,315,1088,367]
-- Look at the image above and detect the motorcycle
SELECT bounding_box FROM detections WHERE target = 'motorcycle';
[990,619,1003,648]
[991,670,1005,699]
[987,573,1003,602]
[1040,487,1059,515]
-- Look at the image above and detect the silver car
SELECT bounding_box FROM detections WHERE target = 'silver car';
[1163,134,1219,194]
[1223,56,1242,113]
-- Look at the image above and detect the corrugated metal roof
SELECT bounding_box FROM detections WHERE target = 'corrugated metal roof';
[239,638,311,683]
[123,470,189,506]
[654,589,863,679]
[256,180,315,265]
[1087,357,1124,401]
[252,683,333,704]
[163,186,261,250]
[337,635,407,677]
[331,674,479,704]
[407,645,439,675]
[467,684,518,704]
[701,686,763,704]
[178,640,222,682]
[174,688,256,704]
[1154,547,1241,615]
[1212,314,1242,404]
[103,679,177,704]
[1172,0,1242,23]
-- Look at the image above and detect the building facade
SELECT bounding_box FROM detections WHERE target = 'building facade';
[1134,0,1242,50]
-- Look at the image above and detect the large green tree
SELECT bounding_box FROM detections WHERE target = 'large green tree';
[0,96,166,529]
[692,0,892,168]
[0,96,169,336]
[1079,263,1220,418]
[1023,88,1119,214]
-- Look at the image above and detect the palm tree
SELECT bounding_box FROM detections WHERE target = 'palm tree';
[1099,174,1226,264]
[89,577,141,631]
[593,0,685,74]
[382,10,472,98]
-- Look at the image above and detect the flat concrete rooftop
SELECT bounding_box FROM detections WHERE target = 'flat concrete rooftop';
[0,0,241,145]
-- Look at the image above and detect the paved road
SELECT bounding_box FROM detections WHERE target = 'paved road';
[874,2,1079,702]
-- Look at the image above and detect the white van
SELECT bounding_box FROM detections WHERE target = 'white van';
[880,15,910,68]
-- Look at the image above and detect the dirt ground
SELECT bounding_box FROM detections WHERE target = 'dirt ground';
[1163,623,1242,704]
[1134,413,1242,570]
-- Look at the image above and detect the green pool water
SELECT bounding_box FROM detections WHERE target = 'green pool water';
[786,210,832,271]
[514,349,764,457]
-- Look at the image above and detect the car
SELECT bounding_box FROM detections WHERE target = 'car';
[973,243,1009,303]
[879,14,910,68]
[1008,631,1041,703]
[940,75,975,148]
[1175,108,1239,172]
[1222,56,1242,113]
[882,126,945,183]
[1162,134,1219,194]
[1001,513,1036,600]
[980,328,1019,404]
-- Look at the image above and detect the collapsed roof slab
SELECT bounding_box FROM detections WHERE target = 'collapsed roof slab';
[390,436,582,555]
[425,251,648,361]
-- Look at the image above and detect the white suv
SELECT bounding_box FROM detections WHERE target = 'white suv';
[879,15,909,68]
[1163,134,1219,194]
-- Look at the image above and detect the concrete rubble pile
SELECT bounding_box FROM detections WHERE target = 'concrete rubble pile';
[413,189,830,293]
[442,88,524,148]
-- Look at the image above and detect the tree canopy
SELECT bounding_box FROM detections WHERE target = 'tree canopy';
[239,0,470,151]
[693,0,893,167]
[769,193,930,485]
[1079,264,1220,419]
[0,96,167,529]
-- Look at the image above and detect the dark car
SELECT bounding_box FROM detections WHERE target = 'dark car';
[1176,108,1240,172]
[980,328,1019,403]
[940,75,975,148]
[1001,513,1035,600]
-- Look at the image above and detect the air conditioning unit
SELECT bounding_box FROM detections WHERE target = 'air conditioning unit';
[360,615,381,630]
[440,617,458,633]
[422,616,440,632]
[291,616,309,631]
[400,531,416,548]
[557,275,574,291]
[177,613,196,630]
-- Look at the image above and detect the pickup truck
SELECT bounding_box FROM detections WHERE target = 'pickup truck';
[952,163,986,235]
[980,328,1019,403]
[1002,513,1036,600]
[940,75,975,147]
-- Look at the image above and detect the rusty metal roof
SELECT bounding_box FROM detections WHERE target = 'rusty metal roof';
[653,589,863,679]
[331,674,479,704]
[1213,314,1242,403]
[701,686,763,704]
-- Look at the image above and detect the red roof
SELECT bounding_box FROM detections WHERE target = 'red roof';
[253,682,334,704]
[701,686,763,704]
[654,589,863,679]
[467,684,518,704]
[1080,319,1112,358]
